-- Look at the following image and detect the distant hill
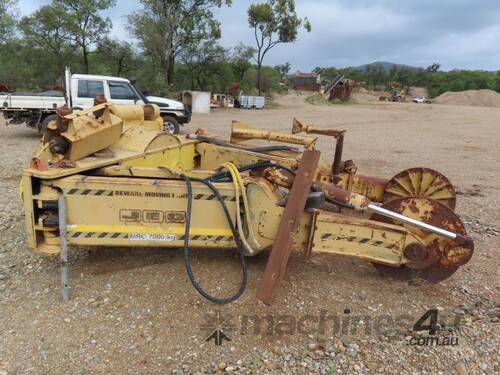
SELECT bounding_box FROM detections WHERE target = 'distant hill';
[353,61,421,72]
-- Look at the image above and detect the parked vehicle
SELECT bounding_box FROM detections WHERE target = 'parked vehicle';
[412,96,431,104]
[1,68,191,134]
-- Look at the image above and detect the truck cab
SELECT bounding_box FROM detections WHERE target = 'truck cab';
[68,71,190,133]
[1,69,190,134]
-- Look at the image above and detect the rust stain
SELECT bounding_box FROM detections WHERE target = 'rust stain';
[370,196,473,281]
[29,157,48,171]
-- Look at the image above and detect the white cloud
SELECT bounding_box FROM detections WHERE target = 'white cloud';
[297,2,409,37]
[413,24,500,70]
[17,0,500,71]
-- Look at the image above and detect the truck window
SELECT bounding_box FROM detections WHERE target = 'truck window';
[109,81,137,100]
[77,80,104,98]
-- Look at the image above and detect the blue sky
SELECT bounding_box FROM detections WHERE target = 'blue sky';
[18,0,500,71]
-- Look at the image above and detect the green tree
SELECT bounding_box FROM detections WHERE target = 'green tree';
[19,4,75,79]
[179,39,227,90]
[426,63,441,73]
[55,0,116,73]
[95,38,137,76]
[0,0,17,43]
[230,43,255,82]
[258,65,281,92]
[312,66,324,74]
[313,66,339,82]
[364,63,386,87]
[247,0,310,95]
[128,0,231,88]
[494,71,500,92]
[0,40,29,89]
[274,62,291,78]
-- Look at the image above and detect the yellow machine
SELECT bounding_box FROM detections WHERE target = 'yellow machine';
[20,102,474,304]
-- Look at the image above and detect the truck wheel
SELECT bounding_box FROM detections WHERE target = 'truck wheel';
[39,114,57,135]
[162,116,180,134]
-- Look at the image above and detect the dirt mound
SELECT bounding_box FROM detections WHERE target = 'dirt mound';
[352,87,386,103]
[433,89,500,107]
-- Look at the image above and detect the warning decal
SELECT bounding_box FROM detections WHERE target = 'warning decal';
[130,233,176,241]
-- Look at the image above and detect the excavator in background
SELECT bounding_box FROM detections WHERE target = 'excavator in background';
[379,81,407,102]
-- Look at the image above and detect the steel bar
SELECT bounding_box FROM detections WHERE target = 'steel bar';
[367,203,457,239]
[58,194,70,303]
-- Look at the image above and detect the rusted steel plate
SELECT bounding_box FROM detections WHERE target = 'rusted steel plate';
[256,149,321,305]
[332,134,344,175]
[251,166,295,188]
[313,182,369,209]
[55,105,72,132]
[349,174,388,202]
[383,167,457,209]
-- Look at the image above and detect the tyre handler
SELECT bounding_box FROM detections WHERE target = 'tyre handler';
[20,103,474,304]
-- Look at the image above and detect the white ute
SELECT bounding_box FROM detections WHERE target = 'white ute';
[0,68,190,134]
[412,96,429,104]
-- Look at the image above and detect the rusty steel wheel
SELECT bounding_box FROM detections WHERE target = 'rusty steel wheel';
[383,167,456,210]
[370,197,473,283]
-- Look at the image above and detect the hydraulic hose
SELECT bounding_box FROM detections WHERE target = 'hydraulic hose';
[175,159,298,303]
[220,162,261,255]
[188,134,299,153]
[178,172,248,304]
[205,160,296,183]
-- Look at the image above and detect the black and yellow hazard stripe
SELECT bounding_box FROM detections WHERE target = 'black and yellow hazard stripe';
[178,234,234,242]
[65,188,114,196]
[193,193,236,201]
[68,231,128,239]
[68,232,234,242]
[320,233,398,249]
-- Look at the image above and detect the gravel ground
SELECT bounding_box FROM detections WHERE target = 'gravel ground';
[0,94,498,374]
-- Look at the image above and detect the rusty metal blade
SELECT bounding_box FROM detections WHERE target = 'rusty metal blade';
[256,150,321,305]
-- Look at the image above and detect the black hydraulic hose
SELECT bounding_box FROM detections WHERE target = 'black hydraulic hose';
[203,160,269,182]
[179,173,248,304]
[204,160,296,183]
[179,159,298,303]
[191,135,298,153]
[246,145,298,153]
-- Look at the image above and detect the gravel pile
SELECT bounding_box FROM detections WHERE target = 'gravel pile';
[433,89,500,107]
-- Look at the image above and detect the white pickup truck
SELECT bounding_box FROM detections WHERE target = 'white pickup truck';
[1,68,190,134]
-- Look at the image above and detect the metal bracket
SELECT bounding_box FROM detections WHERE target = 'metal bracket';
[304,209,320,260]
[58,194,70,302]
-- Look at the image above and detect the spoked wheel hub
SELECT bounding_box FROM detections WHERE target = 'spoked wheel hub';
[371,197,473,283]
[384,167,456,209]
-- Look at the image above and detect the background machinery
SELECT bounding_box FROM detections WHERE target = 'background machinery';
[379,81,407,102]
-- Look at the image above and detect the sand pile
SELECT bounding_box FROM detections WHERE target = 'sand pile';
[352,87,385,103]
[433,89,500,107]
